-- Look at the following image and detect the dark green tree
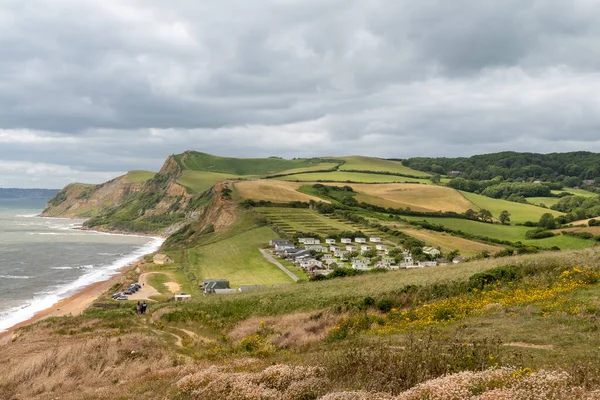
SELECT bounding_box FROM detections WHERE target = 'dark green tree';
[499,210,511,225]
[538,213,557,229]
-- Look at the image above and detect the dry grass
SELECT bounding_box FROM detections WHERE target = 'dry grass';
[350,184,476,213]
[234,180,328,203]
[229,311,340,349]
[556,226,600,234]
[0,331,176,399]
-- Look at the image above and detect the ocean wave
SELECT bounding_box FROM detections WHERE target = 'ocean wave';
[0,236,164,333]
[50,267,75,270]
[0,275,31,279]
[80,265,94,269]
[16,214,39,218]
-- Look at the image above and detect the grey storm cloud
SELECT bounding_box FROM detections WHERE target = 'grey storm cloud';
[1,0,600,188]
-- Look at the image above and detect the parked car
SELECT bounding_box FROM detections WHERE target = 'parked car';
[116,295,128,301]
[111,292,123,299]
[124,290,134,295]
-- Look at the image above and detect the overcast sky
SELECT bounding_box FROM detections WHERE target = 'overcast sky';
[2,0,600,188]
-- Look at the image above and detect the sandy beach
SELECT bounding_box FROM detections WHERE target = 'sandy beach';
[0,259,144,346]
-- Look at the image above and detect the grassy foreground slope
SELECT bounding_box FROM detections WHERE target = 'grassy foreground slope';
[4,239,600,398]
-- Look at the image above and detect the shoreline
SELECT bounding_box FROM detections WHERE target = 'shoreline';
[0,213,165,344]
[0,259,144,345]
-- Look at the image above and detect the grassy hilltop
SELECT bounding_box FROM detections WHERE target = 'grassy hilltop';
[14,150,600,399]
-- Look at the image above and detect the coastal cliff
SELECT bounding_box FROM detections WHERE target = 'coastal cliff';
[41,156,198,235]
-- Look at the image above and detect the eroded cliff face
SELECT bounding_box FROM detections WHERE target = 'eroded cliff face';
[41,177,146,218]
[40,156,195,234]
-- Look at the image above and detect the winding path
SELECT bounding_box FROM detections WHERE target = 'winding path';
[259,249,300,282]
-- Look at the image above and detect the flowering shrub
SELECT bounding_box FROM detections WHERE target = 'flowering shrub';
[321,368,600,399]
[175,364,328,400]
[329,266,600,339]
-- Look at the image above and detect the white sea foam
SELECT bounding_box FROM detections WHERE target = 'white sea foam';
[0,236,164,333]
[0,275,31,279]
[16,214,39,218]
[50,267,75,270]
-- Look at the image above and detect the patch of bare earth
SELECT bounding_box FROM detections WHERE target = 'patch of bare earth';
[504,342,554,350]
[229,311,340,348]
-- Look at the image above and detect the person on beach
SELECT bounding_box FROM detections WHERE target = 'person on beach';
[136,301,141,314]
[141,301,147,314]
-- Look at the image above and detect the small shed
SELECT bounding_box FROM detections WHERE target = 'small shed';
[203,279,231,294]
[153,253,174,265]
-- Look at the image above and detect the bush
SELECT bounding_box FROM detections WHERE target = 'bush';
[376,299,394,313]
[525,228,555,239]
[469,266,518,290]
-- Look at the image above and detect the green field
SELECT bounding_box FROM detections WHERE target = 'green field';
[552,188,598,197]
[174,151,337,176]
[265,163,341,176]
[460,191,563,223]
[124,170,156,183]
[255,207,381,237]
[186,226,294,287]
[526,197,561,207]
[176,170,237,194]
[336,156,430,176]
[277,171,433,183]
[400,215,592,249]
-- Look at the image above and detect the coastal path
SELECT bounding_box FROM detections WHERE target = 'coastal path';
[129,272,181,301]
[259,249,300,282]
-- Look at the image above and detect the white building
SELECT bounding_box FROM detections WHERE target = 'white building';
[423,247,441,256]
[418,261,438,267]
[300,259,323,269]
[355,237,367,243]
[376,244,387,251]
[346,245,358,252]
[352,259,370,270]
[304,239,321,245]
[369,237,382,243]
[360,245,372,254]
[341,238,352,244]
[326,238,336,244]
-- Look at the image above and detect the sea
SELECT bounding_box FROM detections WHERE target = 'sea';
[0,198,163,332]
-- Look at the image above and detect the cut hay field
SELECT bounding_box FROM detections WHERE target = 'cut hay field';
[254,207,381,237]
[556,226,600,235]
[277,171,432,183]
[186,226,295,287]
[350,183,477,213]
[336,156,431,176]
[124,170,156,183]
[401,215,593,250]
[526,197,560,207]
[460,191,563,223]
[176,170,237,194]
[233,180,327,203]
